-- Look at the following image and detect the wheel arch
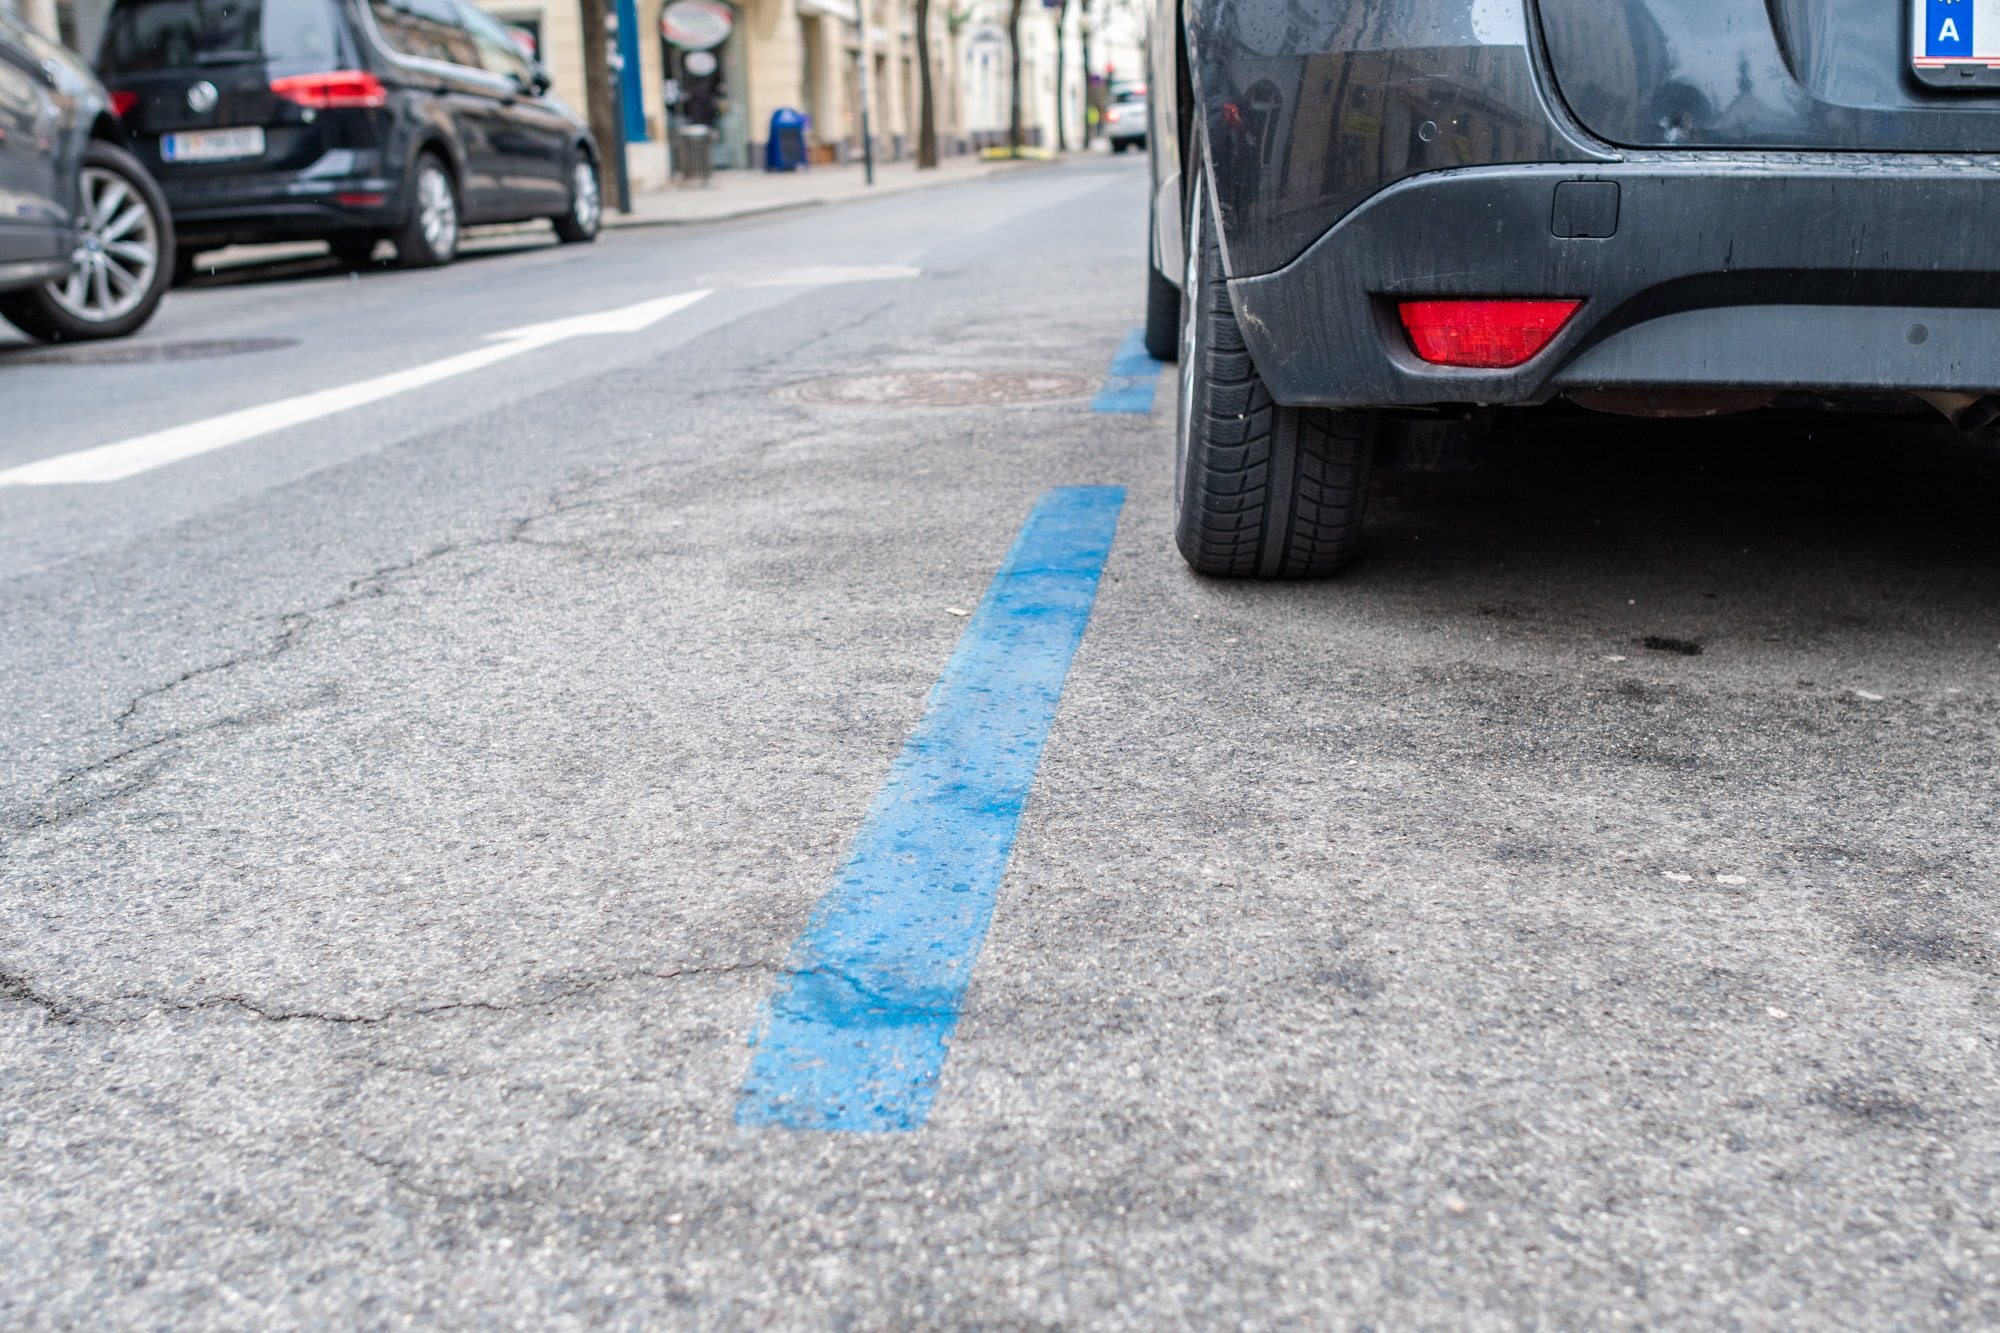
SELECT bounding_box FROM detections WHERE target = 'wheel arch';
[88,112,131,148]
[403,134,465,209]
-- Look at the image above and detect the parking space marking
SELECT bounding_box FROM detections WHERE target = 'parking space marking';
[0,290,711,486]
[736,485,1126,1133]
[1091,327,1166,412]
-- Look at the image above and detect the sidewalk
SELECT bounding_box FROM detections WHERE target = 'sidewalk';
[603,151,1077,228]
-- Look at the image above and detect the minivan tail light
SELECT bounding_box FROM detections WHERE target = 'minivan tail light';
[108,90,139,117]
[1398,299,1582,369]
[269,70,389,109]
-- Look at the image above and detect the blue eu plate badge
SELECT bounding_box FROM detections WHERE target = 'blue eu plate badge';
[1916,0,1983,64]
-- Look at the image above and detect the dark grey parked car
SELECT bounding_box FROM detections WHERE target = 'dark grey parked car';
[1146,0,2000,577]
[0,2,173,340]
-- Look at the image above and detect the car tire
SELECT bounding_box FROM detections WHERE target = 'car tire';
[329,234,383,267]
[394,154,460,269]
[1174,156,1373,579]
[0,139,173,342]
[552,151,601,244]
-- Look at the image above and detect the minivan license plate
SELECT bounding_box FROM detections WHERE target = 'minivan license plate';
[161,127,265,162]
[1912,0,2000,87]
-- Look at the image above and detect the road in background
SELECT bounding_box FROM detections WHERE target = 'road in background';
[6,154,2000,1326]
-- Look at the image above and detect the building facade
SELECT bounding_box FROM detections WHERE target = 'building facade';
[522,0,1131,186]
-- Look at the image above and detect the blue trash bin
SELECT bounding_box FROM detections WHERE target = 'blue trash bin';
[766,108,809,172]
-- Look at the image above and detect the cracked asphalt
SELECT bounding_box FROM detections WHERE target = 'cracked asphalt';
[8,153,2000,1327]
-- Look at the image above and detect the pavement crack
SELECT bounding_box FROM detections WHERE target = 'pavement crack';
[344,1145,481,1204]
[743,297,898,377]
[6,687,340,841]
[0,961,776,1027]
[185,995,516,1026]
[0,967,78,1021]
[3,492,623,845]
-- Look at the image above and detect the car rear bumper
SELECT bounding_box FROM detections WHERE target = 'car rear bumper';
[159,150,403,245]
[1231,155,2000,408]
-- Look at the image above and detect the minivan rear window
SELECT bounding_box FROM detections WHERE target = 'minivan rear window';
[98,0,344,74]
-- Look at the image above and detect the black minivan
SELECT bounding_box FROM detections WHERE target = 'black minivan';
[96,0,601,272]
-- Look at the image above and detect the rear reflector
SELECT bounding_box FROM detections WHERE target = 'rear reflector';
[108,90,138,117]
[335,192,386,206]
[1398,299,1582,369]
[270,70,389,109]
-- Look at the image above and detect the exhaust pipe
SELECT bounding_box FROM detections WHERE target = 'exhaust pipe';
[1915,390,2000,432]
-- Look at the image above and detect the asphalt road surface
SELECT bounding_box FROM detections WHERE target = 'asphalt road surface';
[7,153,2000,1328]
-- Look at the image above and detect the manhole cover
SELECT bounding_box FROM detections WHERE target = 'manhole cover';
[0,337,298,367]
[790,368,1094,407]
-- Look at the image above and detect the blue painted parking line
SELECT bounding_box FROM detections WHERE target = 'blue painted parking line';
[1092,328,1166,412]
[736,486,1127,1133]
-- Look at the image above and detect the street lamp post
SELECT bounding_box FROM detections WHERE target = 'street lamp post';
[853,0,875,184]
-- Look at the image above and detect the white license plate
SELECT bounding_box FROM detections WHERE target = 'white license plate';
[161,127,266,163]
[1914,0,2000,68]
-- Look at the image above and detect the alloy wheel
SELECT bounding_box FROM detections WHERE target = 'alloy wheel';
[418,164,458,257]
[47,165,161,325]
[571,160,601,234]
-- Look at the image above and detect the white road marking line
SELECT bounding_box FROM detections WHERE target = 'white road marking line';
[703,265,921,288]
[0,289,712,487]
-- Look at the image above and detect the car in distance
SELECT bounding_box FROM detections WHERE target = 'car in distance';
[1145,0,2000,578]
[0,4,173,341]
[94,0,603,274]
[1103,79,1146,153]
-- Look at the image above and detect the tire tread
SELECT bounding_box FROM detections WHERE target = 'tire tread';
[1174,168,1371,579]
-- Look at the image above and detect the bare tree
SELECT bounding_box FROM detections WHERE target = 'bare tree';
[1052,0,1070,151]
[1006,0,1025,154]
[577,0,622,195]
[1079,0,1093,146]
[915,0,938,166]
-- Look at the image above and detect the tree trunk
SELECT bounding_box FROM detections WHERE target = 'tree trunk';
[1053,0,1070,152]
[577,0,622,189]
[916,0,938,167]
[1007,0,1025,154]
[1079,17,1092,146]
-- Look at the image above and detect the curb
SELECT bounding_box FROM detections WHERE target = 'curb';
[601,154,1071,230]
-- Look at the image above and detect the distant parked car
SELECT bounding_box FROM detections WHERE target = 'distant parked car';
[1103,79,1145,153]
[0,4,173,341]
[93,0,603,275]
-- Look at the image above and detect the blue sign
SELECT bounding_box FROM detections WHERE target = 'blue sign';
[1928,0,1973,58]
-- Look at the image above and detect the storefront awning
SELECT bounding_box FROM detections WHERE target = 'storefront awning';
[793,0,856,23]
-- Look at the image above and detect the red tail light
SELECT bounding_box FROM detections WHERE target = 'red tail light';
[1398,299,1582,369]
[270,70,388,109]
[108,90,139,117]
